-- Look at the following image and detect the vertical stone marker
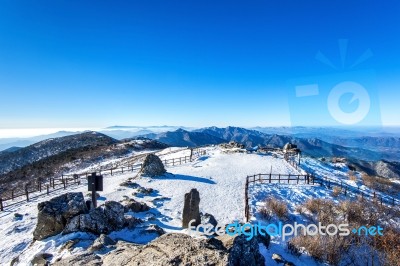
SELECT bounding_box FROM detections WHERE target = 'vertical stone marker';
[182,188,201,228]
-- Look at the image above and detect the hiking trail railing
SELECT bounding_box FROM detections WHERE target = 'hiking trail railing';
[0,148,208,211]
[244,173,315,221]
[244,171,400,222]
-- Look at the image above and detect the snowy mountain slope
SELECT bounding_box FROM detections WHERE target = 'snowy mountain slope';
[0,132,118,175]
[0,146,398,265]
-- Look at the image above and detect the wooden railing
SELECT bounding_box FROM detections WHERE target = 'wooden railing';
[244,173,315,221]
[0,148,208,211]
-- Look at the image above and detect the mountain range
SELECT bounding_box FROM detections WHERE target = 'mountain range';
[0,126,399,184]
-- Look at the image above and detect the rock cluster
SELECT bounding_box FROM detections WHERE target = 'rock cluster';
[63,201,126,235]
[33,193,150,240]
[33,192,88,240]
[219,141,245,149]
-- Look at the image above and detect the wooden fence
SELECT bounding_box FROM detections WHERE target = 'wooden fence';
[244,172,400,222]
[244,173,315,221]
[163,150,207,166]
[0,148,208,211]
[313,175,400,207]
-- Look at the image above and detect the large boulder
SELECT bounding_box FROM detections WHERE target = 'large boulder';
[63,201,125,235]
[33,192,88,240]
[139,154,166,177]
[102,233,229,265]
[182,188,201,228]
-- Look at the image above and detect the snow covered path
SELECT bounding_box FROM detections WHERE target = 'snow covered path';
[134,148,300,227]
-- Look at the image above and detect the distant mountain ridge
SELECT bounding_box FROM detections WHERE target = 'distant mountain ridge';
[139,126,386,161]
[0,132,117,175]
[140,128,226,147]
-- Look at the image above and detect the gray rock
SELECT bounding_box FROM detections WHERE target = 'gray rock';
[228,235,265,266]
[52,252,102,266]
[63,201,125,235]
[182,188,201,228]
[90,234,116,251]
[33,192,88,240]
[142,224,165,236]
[201,213,218,227]
[103,201,125,229]
[139,154,166,177]
[31,253,52,266]
[123,198,150,212]
[102,233,228,266]
[60,239,80,252]
[124,216,142,229]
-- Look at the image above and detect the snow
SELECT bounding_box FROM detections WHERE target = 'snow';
[0,146,398,265]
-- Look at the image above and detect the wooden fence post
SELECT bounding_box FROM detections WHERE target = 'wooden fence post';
[269,173,272,183]
[122,167,124,173]
[0,198,3,211]
[39,181,42,192]
[11,190,14,200]
[47,184,49,195]
[63,179,66,189]
[288,174,290,184]
[111,169,113,175]
[278,174,281,183]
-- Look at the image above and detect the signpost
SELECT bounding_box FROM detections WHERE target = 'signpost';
[88,172,103,209]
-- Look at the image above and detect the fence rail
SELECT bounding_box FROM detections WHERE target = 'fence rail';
[312,175,400,207]
[163,150,207,166]
[244,171,400,222]
[0,148,208,211]
[244,173,314,221]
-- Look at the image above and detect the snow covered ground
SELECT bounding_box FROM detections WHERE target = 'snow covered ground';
[0,146,398,265]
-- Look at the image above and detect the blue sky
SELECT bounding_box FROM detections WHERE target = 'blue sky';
[0,0,400,128]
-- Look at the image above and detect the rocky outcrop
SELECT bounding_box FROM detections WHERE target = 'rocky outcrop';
[103,233,229,265]
[182,188,201,228]
[63,201,125,235]
[33,192,88,240]
[139,154,166,177]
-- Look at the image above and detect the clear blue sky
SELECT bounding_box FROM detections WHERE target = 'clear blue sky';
[0,0,399,128]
